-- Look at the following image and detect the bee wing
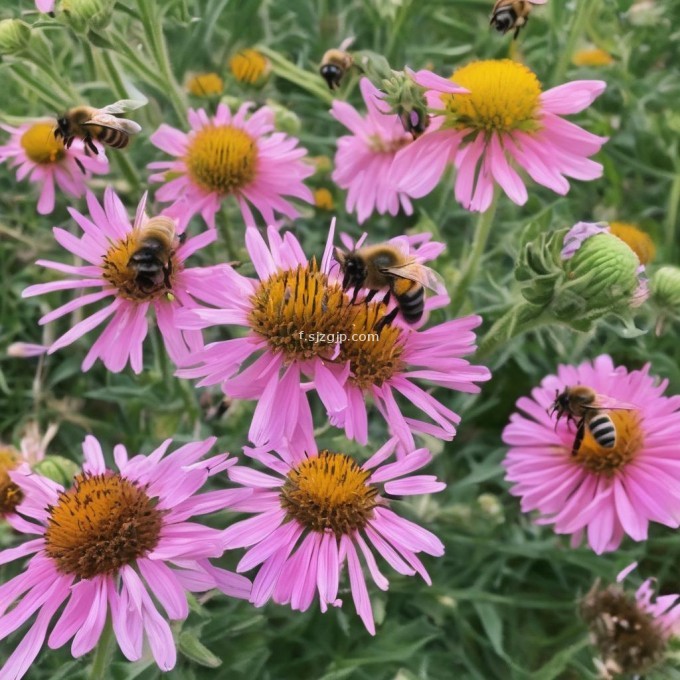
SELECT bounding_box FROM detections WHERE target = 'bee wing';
[98,99,147,115]
[589,394,638,411]
[83,114,142,135]
[381,261,447,294]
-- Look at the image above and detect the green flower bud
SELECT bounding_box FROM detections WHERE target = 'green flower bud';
[33,455,80,487]
[0,19,31,55]
[265,99,301,135]
[378,70,429,137]
[58,0,114,33]
[515,222,645,332]
[651,266,680,317]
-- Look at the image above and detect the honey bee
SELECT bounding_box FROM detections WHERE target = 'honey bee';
[320,49,353,90]
[490,0,546,39]
[128,216,184,294]
[549,386,636,456]
[334,243,446,329]
[54,99,144,154]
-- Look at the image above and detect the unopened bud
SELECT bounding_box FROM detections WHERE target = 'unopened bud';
[33,455,80,487]
[58,0,114,33]
[0,19,31,55]
[651,266,680,317]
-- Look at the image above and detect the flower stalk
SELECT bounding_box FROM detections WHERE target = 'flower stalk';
[89,617,114,680]
[450,188,500,316]
[552,0,597,85]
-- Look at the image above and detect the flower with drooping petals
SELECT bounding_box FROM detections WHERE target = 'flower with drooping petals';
[223,436,445,634]
[229,48,271,85]
[503,355,680,554]
[331,77,416,224]
[22,187,215,373]
[581,563,680,678]
[0,435,252,679]
[390,60,607,212]
[0,121,108,214]
[148,102,314,230]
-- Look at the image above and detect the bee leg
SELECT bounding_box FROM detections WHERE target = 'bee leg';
[85,136,99,155]
[375,307,399,334]
[571,419,586,456]
[74,157,86,175]
[350,285,361,305]
[513,26,521,39]
[364,289,378,303]
[66,136,74,149]
[178,232,187,245]
[383,290,391,307]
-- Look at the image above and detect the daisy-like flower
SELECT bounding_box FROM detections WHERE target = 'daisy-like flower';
[0,423,56,521]
[330,77,416,224]
[503,355,680,554]
[176,225,489,450]
[581,563,680,678]
[390,60,607,212]
[21,188,216,374]
[0,120,108,214]
[0,435,251,679]
[223,436,445,634]
[148,102,313,230]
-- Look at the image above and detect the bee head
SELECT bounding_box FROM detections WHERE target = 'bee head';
[491,8,515,33]
[336,249,365,290]
[320,64,343,90]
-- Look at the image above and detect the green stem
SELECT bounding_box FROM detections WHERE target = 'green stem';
[6,63,69,111]
[257,45,334,105]
[135,0,187,122]
[552,0,595,85]
[476,301,552,360]
[89,617,114,680]
[665,172,680,260]
[449,191,500,317]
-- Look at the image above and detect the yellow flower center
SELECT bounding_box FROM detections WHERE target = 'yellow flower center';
[580,583,667,676]
[185,125,257,194]
[339,300,406,389]
[444,59,542,134]
[229,48,270,84]
[0,446,23,516]
[20,122,65,164]
[45,473,163,579]
[573,411,644,474]
[572,48,614,67]
[313,188,334,211]
[186,72,224,97]
[609,222,656,265]
[248,261,352,361]
[101,227,182,302]
[280,451,378,537]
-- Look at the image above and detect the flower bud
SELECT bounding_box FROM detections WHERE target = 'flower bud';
[651,266,680,317]
[33,455,80,487]
[516,222,645,331]
[380,70,430,138]
[229,48,271,86]
[265,99,301,135]
[58,0,114,33]
[0,19,31,55]
[185,72,224,97]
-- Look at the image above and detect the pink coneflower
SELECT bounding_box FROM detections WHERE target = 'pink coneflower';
[331,77,416,224]
[148,102,314,229]
[581,563,680,678]
[175,225,489,450]
[0,120,108,214]
[223,436,445,634]
[390,60,607,212]
[175,224,351,450]
[0,435,251,678]
[22,187,215,374]
[503,355,680,554]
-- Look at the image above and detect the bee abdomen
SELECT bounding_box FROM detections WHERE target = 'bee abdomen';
[588,414,616,448]
[395,287,424,324]
[99,128,128,148]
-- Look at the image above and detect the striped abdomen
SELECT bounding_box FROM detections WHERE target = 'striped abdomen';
[392,278,424,324]
[588,413,616,448]
[96,126,129,148]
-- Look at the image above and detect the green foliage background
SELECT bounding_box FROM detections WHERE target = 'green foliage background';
[1,0,680,678]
